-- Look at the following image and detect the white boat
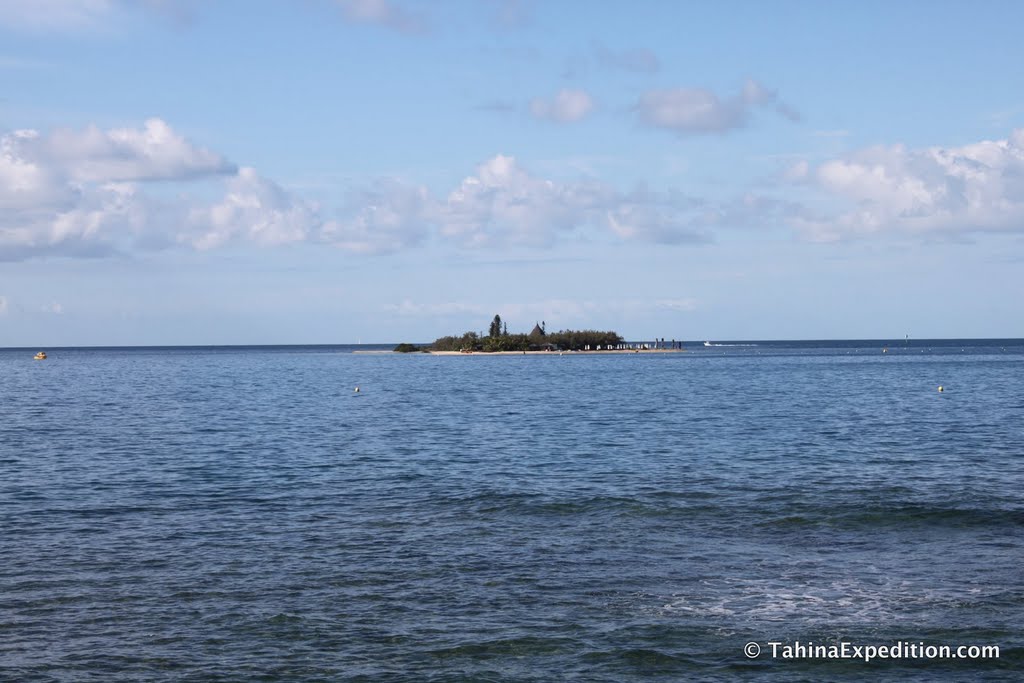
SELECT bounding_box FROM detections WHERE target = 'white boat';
[704,341,712,347]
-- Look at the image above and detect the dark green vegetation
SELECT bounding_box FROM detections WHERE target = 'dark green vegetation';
[430,315,623,352]
[392,343,424,353]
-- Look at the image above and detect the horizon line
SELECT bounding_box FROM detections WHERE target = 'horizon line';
[4,337,1024,351]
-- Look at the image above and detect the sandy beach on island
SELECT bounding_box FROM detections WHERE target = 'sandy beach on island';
[353,349,688,355]
[424,348,687,355]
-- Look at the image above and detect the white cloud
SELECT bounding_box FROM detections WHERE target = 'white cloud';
[333,155,742,250]
[50,182,145,243]
[0,130,77,211]
[605,190,713,245]
[0,118,232,217]
[438,154,611,246]
[25,118,234,182]
[183,168,317,250]
[321,180,431,254]
[1,116,773,261]
[607,206,693,243]
[336,0,426,33]
[529,89,594,123]
[0,119,287,260]
[636,79,797,134]
[796,129,1024,241]
[0,180,149,261]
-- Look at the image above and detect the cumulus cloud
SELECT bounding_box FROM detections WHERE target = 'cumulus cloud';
[0,120,301,262]
[608,190,800,244]
[320,180,431,254]
[336,0,426,33]
[636,79,797,134]
[25,118,234,183]
[796,129,1024,241]
[529,89,594,123]
[306,155,727,252]
[183,168,319,250]
[0,130,78,211]
[0,119,232,217]
[438,154,609,246]
[334,155,762,250]
[1,117,777,261]
[606,204,708,244]
[0,178,149,261]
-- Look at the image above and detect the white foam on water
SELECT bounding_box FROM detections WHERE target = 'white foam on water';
[653,576,993,628]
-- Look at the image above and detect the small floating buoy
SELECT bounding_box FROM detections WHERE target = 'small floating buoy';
[882,347,887,353]
[937,385,944,392]
[354,386,360,393]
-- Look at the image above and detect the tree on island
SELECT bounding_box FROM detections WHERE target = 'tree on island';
[429,315,623,352]
[488,314,503,338]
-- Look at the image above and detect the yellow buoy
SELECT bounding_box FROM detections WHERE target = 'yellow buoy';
[937,385,944,392]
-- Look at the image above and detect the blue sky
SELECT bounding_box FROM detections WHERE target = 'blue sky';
[2,0,1024,345]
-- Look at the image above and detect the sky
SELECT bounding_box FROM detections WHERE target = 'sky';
[2,0,1024,346]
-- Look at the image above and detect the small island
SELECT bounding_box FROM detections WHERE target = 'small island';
[394,314,684,354]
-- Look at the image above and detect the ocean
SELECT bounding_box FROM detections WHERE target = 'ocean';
[2,340,1022,681]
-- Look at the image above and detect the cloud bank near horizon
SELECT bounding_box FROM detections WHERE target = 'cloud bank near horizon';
[4,117,1023,262]
[796,129,1024,241]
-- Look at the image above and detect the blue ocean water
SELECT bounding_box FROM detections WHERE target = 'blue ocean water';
[2,340,1022,681]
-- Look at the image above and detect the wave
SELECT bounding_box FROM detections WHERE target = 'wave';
[757,504,1024,531]
[431,490,1024,529]
[704,342,758,347]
